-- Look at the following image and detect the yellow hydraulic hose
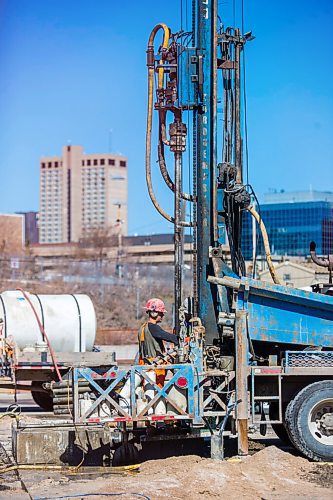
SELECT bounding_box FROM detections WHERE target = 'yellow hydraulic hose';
[146,24,192,227]
[146,65,173,223]
[247,205,281,285]
[0,464,140,474]
[148,23,170,89]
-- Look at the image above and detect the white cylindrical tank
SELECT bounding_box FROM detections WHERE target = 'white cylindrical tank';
[0,291,96,352]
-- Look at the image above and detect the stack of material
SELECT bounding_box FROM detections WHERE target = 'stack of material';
[52,379,90,415]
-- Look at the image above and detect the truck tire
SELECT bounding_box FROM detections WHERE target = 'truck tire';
[269,402,292,446]
[285,380,333,461]
[31,381,54,411]
[112,443,139,466]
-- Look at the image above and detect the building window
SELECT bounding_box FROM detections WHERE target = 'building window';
[94,159,98,166]
[120,160,127,167]
[41,163,45,169]
[54,161,58,168]
[100,159,105,165]
[87,160,91,166]
[108,159,115,165]
[48,162,52,168]
[111,175,125,180]
[82,160,85,166]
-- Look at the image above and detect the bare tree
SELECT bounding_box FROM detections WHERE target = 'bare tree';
[79,226,118,261]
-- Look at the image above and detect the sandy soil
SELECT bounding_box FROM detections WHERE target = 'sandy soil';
[1,444,332,499]
[0,395,332,499]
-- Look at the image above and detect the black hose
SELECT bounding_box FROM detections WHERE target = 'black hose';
[157,112,193,202]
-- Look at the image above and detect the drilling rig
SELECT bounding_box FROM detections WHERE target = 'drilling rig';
[13,0,333,465]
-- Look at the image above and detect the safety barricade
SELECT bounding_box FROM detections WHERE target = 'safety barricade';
[71,363,201,424]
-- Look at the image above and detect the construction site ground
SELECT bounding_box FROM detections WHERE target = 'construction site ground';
[1,392,332,499]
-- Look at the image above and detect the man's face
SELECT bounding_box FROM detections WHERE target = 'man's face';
[156,312,164,323]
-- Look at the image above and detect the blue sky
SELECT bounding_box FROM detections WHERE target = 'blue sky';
[0,0,332,235]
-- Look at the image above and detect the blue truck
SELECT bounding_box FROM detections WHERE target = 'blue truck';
[14,0,333,466]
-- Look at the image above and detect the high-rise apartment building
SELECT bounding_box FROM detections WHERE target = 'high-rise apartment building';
[39,145,127,244]
[242,190,333,259]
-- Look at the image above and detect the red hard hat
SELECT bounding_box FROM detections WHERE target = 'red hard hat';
[145,298,167,313]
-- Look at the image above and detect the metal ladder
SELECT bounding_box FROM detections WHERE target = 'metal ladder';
[250,368,283,425]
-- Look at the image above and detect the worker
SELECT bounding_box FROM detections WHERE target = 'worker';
[139,298,178,415]
[119,298,178,415]
[138,298,179,371]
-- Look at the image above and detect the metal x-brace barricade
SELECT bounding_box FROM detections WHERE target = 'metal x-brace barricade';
[130,363,196,420]
[202,371,235,417]
[72,366,129,422]
[72,363,200,423]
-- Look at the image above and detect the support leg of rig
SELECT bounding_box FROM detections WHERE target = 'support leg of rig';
[236,309,249,456]
[211,434,224,460]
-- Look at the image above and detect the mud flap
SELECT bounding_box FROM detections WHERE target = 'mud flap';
[260,403,267,436]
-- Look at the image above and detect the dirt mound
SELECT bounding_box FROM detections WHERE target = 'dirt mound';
[2,409,332,500]
[135,447,332,499]
[304,463,333,489]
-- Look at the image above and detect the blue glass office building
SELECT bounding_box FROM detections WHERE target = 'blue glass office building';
[242,191,333,260]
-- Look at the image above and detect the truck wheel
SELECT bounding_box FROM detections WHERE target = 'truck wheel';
[285,380,333,461]
[31,381,54,411]
[112,443,139,466]
[269,402,292,446]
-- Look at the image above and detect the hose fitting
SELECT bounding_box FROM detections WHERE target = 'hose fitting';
[146,47,154,67]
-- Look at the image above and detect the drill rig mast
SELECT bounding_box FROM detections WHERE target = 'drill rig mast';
[144,0,333,461]
[145,1,252,342]
[18,1,333,467]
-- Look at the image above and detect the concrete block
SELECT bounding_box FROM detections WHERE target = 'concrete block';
[12,423,111,466]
